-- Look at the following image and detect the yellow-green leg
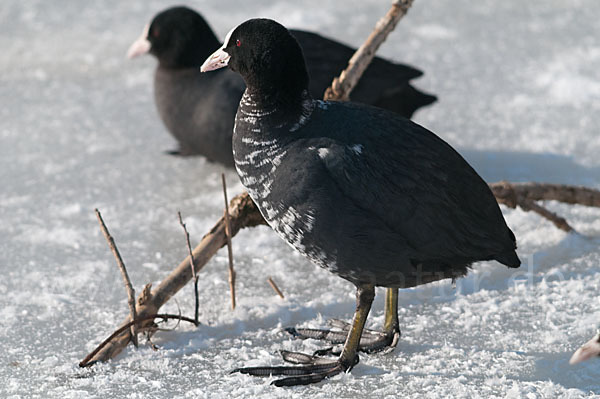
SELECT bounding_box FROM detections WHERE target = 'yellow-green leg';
[379,287,401,348]
[339,285,375,367]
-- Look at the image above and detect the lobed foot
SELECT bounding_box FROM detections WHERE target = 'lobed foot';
[234,286,377,386]
[231,350,358,387]
[286,319,400,354]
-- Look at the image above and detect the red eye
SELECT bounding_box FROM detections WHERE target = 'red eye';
[236,39,241,47]
[152,28,160,38]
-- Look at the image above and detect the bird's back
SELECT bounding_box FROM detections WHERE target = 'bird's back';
[292,30,437,117]
[154,66,244,163]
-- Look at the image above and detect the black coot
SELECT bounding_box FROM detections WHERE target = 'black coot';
[128,6,436,165]
[201,18,520,386]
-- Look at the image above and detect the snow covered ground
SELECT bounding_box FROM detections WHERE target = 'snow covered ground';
[1,0,600,397]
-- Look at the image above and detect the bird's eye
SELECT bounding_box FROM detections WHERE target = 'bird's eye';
[236,39,241,47]
[152,28,160,38]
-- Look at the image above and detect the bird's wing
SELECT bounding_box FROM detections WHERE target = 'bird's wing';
[291,30,423,98]
[312,103,514,263]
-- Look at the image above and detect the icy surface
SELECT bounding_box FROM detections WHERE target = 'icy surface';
[1,0,600,397]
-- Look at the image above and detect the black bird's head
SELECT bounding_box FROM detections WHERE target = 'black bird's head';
[201,18,309,98]
[127,6,220,68]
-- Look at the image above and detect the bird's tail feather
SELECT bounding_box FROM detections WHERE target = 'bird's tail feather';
[494,251,521,268]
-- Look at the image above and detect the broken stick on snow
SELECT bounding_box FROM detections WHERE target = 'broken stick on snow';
[95,209,139,347]
[81,193,265,366]
[178,211,200,324]
[489,181,600,233]
[324,0,414,101]
[267,277,285,299]
[222,173,237,310]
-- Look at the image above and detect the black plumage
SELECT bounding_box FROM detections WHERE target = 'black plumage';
[236,99,519,287]
[128,6,436,165]
[201,18,520,386]
[209,18,519,287]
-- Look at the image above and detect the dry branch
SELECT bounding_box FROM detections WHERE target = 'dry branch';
[178,211,200,324]
[95,209,139,347]
[81,193,265,366]
[222,174,237,310]
[489,181,600,208]
[79,313,198,367]
[324,0,414,101]
[489,181,600,232]
[267,277,285,299]
[520,200,573,232]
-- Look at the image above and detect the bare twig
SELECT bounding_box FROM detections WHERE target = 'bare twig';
[488,181,600,233]
[521,199,574,232]
[267,277,285,299]
[146,335,159,351]
[81,193,265,365]
[151,299,187,333]
[489,181,600,208]
[324,0,414,101]
[95,209,138,347]
[178,211,200,324]
[222,174,237,310]
[79,313,198,367]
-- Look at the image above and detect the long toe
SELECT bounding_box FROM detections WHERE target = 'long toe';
[358,330,400,354]
[280,350,334,365]
[328,318,384,335]
[285,326,348,344]
[232,352,359,387]
[286,319,400,353]
[327,319,352,331]
[312,346,341,357]
[271,364,344,387]
[233,362,337,377]
[232,361,343,386]
[285,318,374,344]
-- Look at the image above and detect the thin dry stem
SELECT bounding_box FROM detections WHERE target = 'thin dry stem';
[222,174,237,310]
[81,193,264,365]
[267,277,285,299]
[324,0,414,101]
[521,199,574,232]
[487,181,597,233]
[178,211,200,324]
[95,209,138,347]
[79,313,198,367]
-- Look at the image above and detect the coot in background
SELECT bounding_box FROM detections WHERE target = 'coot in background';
[201,18,519,386]
[128,6,436,166]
